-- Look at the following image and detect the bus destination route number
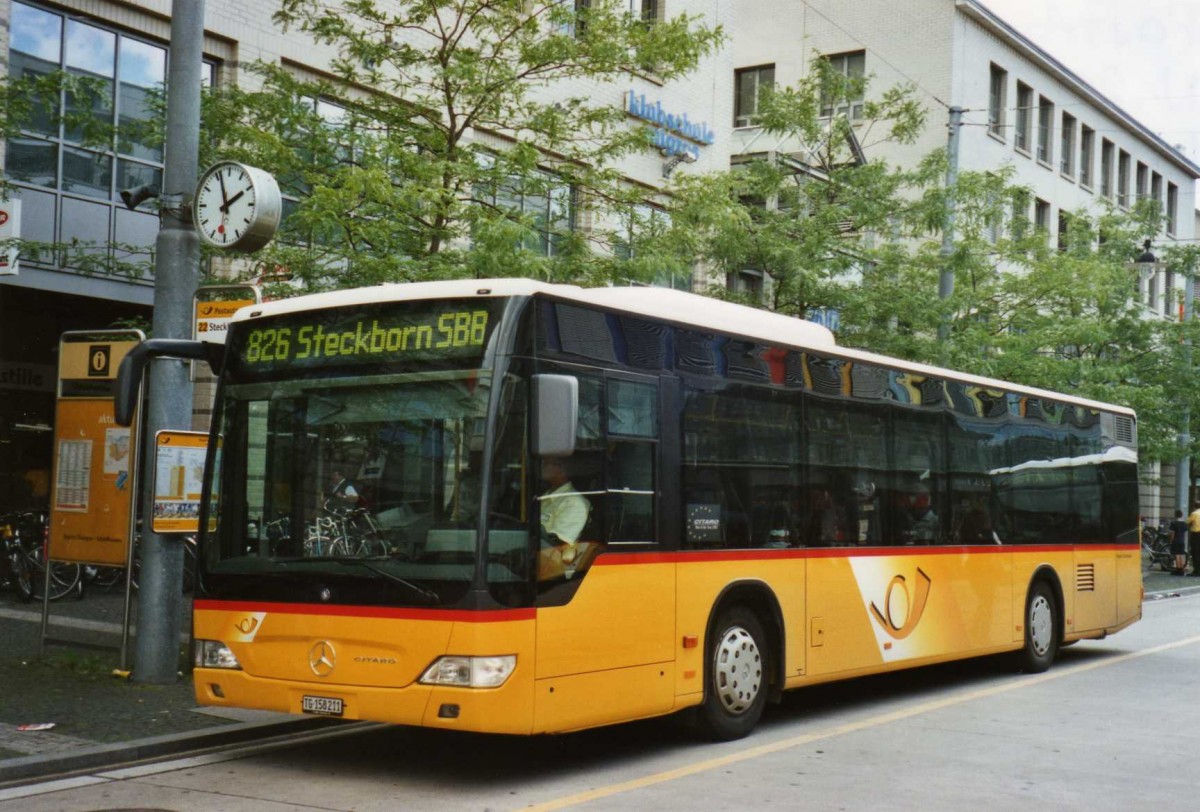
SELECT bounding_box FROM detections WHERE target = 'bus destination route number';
[242,309,490,367]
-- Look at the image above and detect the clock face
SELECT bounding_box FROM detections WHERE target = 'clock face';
[193,161,281,252]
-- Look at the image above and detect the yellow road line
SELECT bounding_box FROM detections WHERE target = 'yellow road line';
[520,634,1200,811]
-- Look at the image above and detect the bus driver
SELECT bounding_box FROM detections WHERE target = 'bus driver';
[538,457,590,546]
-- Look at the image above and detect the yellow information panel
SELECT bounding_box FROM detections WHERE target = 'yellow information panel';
[152,431,208,534]
[49,331,142,566]
[195,298,255,344]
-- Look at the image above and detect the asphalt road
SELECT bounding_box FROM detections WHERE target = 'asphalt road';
[2,589,1197,811]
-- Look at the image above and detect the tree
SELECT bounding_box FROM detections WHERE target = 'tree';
[646,61,1197,463]
[199,0,722,289]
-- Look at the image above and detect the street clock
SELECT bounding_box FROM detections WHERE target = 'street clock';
[193,161,282,252]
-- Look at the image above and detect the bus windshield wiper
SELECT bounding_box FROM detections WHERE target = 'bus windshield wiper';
[279,556,439,605]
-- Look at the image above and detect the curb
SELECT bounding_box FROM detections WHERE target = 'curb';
[0,715,350,787]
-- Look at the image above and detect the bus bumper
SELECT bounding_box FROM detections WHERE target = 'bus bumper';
[193,667,536,735]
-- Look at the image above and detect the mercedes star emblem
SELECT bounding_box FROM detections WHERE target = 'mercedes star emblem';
[309,640,336,677]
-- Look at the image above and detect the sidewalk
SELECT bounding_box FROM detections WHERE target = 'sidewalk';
[0,586,323,786]
[1,559,1196,786]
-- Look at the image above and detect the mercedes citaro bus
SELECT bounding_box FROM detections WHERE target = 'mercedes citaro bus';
[116,279,1142,740]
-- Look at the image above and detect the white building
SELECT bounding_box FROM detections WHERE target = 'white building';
[732,0,1200,518]
[733,0,1197,261]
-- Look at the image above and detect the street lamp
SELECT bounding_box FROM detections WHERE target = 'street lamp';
[1134,238,1158,311]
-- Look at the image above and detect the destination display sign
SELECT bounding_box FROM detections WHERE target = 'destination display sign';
[229,299,502,377]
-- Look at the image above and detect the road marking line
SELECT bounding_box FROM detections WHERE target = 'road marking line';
[520,634,1200,811]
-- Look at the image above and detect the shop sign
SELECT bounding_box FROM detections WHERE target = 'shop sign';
[625,91,715,159]
[0,362,55,393]
[0,198,19,275]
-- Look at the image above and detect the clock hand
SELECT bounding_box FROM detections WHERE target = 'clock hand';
[221,190,246,214]
[217,172,229,208]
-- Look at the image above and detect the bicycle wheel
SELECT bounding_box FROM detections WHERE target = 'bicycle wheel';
[27,547,83,601]
[9,550,34,603]
[355,535,389,557]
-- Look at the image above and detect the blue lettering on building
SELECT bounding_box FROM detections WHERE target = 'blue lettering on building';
[625,91,715,159]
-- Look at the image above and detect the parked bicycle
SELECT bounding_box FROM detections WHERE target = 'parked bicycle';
[0,510,82,601]
[1143,522,1183,573]
[85,530,198,593]
[303,502,388,558]
[1,512,34,602]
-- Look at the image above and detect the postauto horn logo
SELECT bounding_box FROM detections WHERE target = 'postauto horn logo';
[869,567,932,640]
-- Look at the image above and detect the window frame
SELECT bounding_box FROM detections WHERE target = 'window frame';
[4,1,217,276]
[734,63,775,128]
[819,50,866,120]
[1059,112,1075,178]
[1014,82,1033,153]
[1117,150,1130,209]
[988,64,1007,140]
[1079,125,1095,189]
[1036,95,1054,166]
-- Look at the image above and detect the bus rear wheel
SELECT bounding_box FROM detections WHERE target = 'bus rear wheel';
[698,606,768,741]
[1018,580,1058,673]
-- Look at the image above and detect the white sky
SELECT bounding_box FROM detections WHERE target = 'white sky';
[983,0,1200,172]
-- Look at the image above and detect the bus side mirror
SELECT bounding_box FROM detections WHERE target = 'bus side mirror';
[532,374,578,457]
[113,339,226,426]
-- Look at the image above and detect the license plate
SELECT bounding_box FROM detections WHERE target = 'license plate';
[301,695,344,716]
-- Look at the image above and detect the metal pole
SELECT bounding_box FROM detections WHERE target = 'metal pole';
[1178,265,1194,515]
[937,106,963,344]
[133,0,205,685]
[120,385,146,672]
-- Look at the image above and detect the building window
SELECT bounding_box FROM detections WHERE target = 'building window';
[1014,82,1033,152]
[1011,190,1030,240]
[4,1,216,275]
[988,64,1007,138]
[1036,96,1053,165]
[640,0,661,25]
[1100,139,1114,198]
[734,64,774,127]
[1057,211,1071,252]
[819,51,865,119]
[727,269,765,300]
[1059,112,1075,177]
[1034,198,1050,237]
[1079,126,1094,188]
[1151,172,1163,214]
[1135,162,1148,203]
[614,203,684,288]
[1117,150,1130,208]
[1167,182,1178,235]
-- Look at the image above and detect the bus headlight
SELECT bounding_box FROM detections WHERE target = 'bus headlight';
[195,639,242,670]
[419,655,516,688]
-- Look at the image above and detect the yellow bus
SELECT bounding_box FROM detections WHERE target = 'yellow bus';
[117,279,1142,740]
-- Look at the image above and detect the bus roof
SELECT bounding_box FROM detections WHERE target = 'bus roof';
[232,278,1135,417]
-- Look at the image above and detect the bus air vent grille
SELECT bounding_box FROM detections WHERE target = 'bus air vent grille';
[1076,563,1096,592]
[1113,415,1136,447]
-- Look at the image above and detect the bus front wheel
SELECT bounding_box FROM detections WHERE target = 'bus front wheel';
[1018,580,1059,673]
[698,605,768,741]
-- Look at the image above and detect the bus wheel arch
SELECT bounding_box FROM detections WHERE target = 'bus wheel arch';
[1019,568,1063,673]
[696,582,784,740]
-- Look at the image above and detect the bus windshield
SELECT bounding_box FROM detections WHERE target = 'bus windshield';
[197,297,533,607]
[203,369,516,607]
